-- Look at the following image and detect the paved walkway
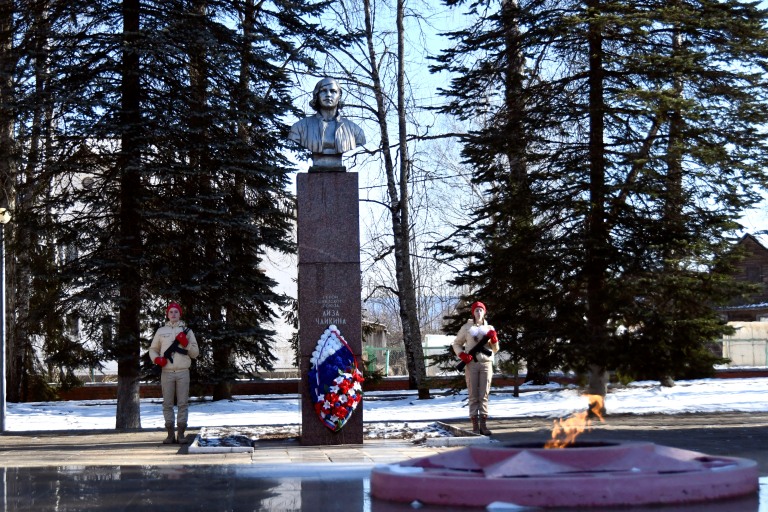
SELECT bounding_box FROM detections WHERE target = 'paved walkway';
[2,412,768,471]
[0,428,453,468]
[1,413,767,511]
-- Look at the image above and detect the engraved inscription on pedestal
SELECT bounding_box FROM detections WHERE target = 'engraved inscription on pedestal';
[316,294,347,326]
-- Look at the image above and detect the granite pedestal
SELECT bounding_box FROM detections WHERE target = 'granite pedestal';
[297,172,363,446]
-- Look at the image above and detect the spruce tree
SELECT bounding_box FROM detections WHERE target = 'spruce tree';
[136,0,334,399]
[431,0,572,384]
[4,0,336,420]
[434,0,768,389]
[601,0,768,383]
[3,1,118,402]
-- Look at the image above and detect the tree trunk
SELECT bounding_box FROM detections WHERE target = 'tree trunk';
[186,0,234,400]
[211,0,256,402]
[503,0,527,184]
[115,0,143,429]
[585,0,609,397]
[363,0,429,398]
[395,0,428,399]
[10,0,53,402]
[659,17,685,389]
[586,364,608,396]
[0,0,17,403]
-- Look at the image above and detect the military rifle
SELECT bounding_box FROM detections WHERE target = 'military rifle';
[455,333,493,372]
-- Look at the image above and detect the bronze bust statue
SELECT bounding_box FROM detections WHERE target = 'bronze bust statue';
[289,78,366,171]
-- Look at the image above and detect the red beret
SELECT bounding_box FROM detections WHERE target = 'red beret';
[470,301,486,315]
[166,302,182,317]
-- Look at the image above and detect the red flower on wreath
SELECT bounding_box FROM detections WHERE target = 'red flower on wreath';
[333,405,350,419]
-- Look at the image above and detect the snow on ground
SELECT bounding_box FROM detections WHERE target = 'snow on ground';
[5,377,768,432]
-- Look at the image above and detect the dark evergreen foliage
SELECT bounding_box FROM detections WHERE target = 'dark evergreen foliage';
[5,0,340,409]
[433,0,768,384]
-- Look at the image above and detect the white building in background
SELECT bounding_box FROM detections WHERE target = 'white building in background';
[423,334,453,376]
[262,249,299,378]
[721,321,768,368]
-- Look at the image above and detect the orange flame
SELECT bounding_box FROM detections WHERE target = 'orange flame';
[544,395,605,449]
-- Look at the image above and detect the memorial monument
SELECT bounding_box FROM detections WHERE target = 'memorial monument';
[292,78,365,445]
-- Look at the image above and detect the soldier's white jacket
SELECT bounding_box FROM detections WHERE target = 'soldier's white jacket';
[149,320,199,371]
[452,320,499,364]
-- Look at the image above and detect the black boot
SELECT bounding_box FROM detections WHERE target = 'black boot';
[479,415,493,436]
[163,423,176,444]
[471,415,480,434]
[177,423,187,444]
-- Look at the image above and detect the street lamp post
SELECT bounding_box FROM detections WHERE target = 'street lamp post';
[0,207,11,432]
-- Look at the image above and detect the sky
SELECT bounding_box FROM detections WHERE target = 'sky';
[5,376,768,432]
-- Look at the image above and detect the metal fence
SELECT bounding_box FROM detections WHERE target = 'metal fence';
[364,346,453,377]
[366,339,768,376]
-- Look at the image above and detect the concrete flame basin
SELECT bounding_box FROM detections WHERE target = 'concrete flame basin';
[370,441,758,508]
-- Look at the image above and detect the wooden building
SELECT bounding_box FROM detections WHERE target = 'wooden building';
[720,233,768,322]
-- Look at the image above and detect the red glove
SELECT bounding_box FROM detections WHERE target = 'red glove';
[459,352,473,364]
[488,329,498,344]
[154,357,168,367]
[176,331,189,347]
